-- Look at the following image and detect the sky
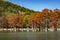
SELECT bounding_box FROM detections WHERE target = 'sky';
[6,0,60,11]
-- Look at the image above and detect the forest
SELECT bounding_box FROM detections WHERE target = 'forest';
[0,0,60,32]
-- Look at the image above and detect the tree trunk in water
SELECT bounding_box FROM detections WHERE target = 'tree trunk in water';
[47,27,48,32]
[38,26,41,31]
[54,26,57,32]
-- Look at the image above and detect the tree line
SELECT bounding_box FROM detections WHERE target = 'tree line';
[0,8,60,32]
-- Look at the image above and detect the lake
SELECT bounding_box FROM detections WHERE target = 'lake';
[0,31,60,40]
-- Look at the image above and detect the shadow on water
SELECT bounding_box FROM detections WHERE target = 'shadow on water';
[0,31,60,40]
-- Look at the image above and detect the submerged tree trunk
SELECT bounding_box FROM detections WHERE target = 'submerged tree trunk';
[53,20,57,32]
[45,19,49,32]
[38,27,41,32]
[54,25,57,32]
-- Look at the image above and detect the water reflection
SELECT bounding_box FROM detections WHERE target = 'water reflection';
[0,32,60,40]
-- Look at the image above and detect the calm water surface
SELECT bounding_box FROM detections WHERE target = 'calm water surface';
[0,31,60,40]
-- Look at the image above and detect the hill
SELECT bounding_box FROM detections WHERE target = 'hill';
[0,1,37,16]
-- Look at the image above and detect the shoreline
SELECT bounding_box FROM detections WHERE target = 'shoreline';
[0,28,60,32]
[0,28,39,32]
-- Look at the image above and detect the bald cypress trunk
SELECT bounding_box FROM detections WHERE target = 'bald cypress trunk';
[54,24,57,32]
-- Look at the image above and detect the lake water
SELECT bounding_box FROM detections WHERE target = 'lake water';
[0,31,60,40]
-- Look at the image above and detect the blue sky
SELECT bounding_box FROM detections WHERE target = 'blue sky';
[6,0,60,11]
